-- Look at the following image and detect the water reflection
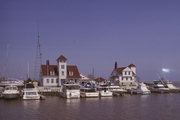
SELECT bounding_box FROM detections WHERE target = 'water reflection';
[23,100,40,110]
[1,95,180,120]
[140,94,150,101]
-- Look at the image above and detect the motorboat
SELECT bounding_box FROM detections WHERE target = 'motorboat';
[2,86,20,99]
[109,85,127,96]
[163,81,180,93]
[131,82,151,95]
[149,80,170,93]
[80,82,99,98]
[60,84,80,99]
[98,85,113,97]
[23,83,41,100]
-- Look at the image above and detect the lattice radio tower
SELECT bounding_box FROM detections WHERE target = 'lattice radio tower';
[33,32,42,81]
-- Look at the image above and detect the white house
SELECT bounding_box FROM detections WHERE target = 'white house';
[110,62,138,89]
[41,55,81,87]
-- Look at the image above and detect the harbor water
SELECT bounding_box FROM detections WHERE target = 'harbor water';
[0,93,180,120]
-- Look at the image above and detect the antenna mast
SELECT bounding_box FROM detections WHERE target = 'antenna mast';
[34,31,42,81]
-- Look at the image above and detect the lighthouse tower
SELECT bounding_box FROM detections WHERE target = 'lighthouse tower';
[57,55,67,86]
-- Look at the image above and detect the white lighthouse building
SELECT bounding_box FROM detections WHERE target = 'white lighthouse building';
[41,55,81,87]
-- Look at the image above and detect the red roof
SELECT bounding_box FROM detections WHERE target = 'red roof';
[41,65,81,78]
[67,65,81,78]
[41,65,58,76]
[115,67,126,75]
[57,55,67,62]
[95,77,106,82]
[128,64,136,67]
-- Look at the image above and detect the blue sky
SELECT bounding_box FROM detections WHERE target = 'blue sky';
[0,0,180,81]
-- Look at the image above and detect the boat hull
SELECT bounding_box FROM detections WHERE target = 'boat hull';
[23,95,40,100]
[80,92,99,98]
[60,92,80,99]
[150,88,170,93]
[3,93,19,99]
[169,89,180,93]
[100,91,113,97]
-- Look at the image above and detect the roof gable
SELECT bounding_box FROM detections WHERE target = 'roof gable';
[57,55,67,62]
[128,64,136,67]
[123,67,132,72]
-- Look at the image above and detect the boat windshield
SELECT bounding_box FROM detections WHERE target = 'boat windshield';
[81,88,97,92]
[99,87,108,91]
[5,86,17,90]
[26,92,37,95]
[26,84,35,88]
[65,85,80,90]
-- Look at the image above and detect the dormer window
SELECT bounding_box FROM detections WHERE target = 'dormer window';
[50,71,54,75]
[69,71,73,76]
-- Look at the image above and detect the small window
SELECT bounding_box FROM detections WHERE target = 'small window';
[62,71,64,76]
[51,79,54,83]
[61,65,65,69]
[69,71,73,76]
[56,79,58,83]
[50,71,54,75]
[47,79,49,83]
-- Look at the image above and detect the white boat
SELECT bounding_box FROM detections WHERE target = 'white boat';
[80,83,99,98]
[60,84,80,99]
[164,81,179,92]
[150,80,170,93]
[131,82,151,95]
[109,85,127,96]
[98,85,113,97]
[2,86,20,99]
[23,84,40,100]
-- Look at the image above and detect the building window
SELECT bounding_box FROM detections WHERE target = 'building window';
[50,71,54,75]
[61,65,65,69]
[128,71,130,75]
[56,79,58,83]
[126,77,128,80]
[69,71,73,76]
[62,71,64,76]
[51,79,54,83]
[47,79,49,83]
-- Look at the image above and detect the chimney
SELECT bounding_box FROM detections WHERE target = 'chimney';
[114,62,118,69]
[46,60,50,66]
[46,60,50,75]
